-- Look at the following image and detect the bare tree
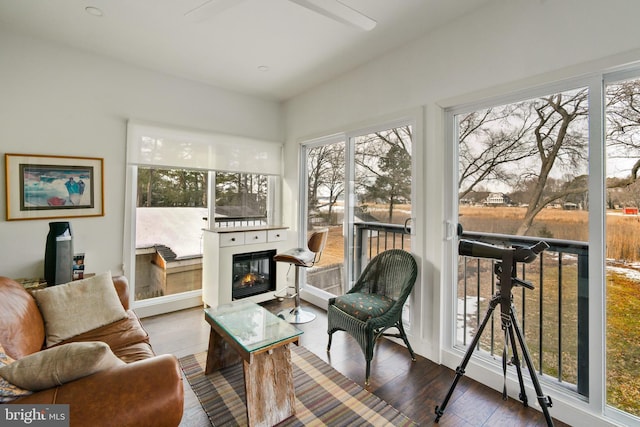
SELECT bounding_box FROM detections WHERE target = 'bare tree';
[457,89,589,235]
[322,145,345,222]
[516,89,589,234]
[307,145,329,209]
[458,105,537,199]
[606,80,640,184]
[306,143,345,226]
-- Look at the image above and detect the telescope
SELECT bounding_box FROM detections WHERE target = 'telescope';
[459,239,549,264]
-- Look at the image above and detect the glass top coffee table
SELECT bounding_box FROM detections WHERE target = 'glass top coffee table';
[204,300,303,426]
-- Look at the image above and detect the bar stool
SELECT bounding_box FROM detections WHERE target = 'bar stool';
[274,229,328,324]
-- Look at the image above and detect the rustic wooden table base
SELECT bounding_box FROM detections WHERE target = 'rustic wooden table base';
[243,345,295,426]
[205,315,298,426]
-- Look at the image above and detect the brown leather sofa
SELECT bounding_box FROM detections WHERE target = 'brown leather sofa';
[0,275,184,427]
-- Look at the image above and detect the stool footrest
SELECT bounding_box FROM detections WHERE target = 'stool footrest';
[274,288,297,299]
[277,306,316,324]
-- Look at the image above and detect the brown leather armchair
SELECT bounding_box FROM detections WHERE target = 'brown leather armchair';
[0,276,184,427]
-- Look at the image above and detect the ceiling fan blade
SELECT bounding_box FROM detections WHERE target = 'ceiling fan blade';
[184,0,246,23]
[288,0,377,31]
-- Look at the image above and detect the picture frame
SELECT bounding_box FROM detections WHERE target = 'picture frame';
[5,153,104,221]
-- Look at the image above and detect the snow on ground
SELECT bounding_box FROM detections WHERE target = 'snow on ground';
[136,207,208,258]
[457,296,483,344]
[607,263,640,282]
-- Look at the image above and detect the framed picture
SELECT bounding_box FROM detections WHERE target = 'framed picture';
[5,153,104,221]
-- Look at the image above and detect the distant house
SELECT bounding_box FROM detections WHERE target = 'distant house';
[484,193,511,207]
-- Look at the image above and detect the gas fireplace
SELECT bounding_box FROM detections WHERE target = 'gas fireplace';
[232,249,276,299]
[202,226,289,307]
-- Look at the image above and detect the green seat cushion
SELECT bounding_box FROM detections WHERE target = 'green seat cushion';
[333,293,394,321]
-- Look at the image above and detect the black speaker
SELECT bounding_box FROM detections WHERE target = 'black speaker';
[44,221,73,285]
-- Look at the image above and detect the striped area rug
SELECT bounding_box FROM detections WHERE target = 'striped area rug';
[179,345,417,426]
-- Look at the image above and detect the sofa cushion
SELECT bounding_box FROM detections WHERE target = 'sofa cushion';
[56,311,155,363]
[0,341,124,391]
[0,344,32,402]
[32,272,128,347]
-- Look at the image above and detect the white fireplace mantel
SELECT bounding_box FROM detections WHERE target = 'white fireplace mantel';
[202,226,291,308]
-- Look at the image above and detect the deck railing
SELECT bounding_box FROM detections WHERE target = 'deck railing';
[213,215,268,228]
[354,221,412,277]
[458,231,589,397]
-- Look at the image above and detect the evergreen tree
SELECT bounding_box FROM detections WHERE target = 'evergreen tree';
[365,145,411,222]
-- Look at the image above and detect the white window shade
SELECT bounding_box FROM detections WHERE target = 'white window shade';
[126,121,282,175]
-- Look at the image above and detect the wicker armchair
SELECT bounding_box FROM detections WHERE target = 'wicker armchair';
[327,249,418,386]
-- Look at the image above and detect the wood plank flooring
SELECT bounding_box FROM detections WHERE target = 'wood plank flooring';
[141,300,569,427]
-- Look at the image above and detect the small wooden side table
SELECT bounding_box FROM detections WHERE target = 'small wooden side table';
[204,301,303,427]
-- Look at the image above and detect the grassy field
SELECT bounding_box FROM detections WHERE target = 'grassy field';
[459,206,589,242]
[606,268,640,413]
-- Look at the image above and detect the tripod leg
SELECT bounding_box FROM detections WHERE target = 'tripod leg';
[510,311,555,427]
[507,324,528,406]
[435,296,498,422]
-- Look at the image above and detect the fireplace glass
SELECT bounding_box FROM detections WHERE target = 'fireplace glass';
[232,249,276,299]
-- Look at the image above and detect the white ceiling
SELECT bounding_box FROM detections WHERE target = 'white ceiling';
[0,0,493,101]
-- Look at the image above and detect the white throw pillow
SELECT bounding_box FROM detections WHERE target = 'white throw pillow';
[0,342,124,391]
[32,272,128,347]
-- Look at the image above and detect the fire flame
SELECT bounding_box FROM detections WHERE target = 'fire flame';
[242,273,258,287]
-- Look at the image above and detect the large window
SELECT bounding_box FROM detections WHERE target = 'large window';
[448,72,640,424]
[125,121,283,314]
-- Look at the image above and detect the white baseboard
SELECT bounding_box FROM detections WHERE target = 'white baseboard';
[134,290,202,318]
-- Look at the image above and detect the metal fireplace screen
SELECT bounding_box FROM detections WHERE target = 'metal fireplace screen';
[232,249,276,299]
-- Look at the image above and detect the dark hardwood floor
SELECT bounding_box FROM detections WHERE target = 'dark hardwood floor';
[141,299,569,427]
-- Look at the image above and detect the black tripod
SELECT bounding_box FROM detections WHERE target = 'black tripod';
[435,239,554,427]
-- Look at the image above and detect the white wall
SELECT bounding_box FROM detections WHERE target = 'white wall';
[283,1,640,425]
[286,0,640,132]
[0,29,282,280]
